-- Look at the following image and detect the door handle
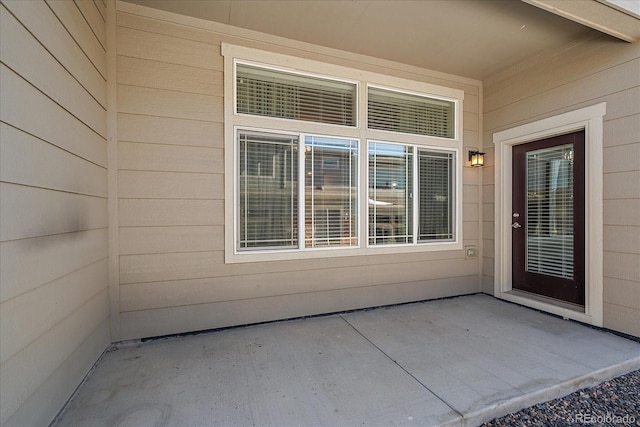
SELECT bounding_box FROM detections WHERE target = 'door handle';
[512,222,522,229]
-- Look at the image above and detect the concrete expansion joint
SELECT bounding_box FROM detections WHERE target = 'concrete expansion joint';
[338,314,465,420]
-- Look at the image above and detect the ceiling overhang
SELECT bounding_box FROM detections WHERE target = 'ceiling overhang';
[523,0,640,42]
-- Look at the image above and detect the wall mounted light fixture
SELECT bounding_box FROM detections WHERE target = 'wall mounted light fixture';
[469,150,485,167]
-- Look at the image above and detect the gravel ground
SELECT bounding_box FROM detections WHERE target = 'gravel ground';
[482,369,640,427]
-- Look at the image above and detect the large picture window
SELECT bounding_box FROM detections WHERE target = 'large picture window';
[224,45,463,262]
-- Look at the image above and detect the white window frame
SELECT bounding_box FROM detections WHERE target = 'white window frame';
[223,43,464,263]
[493,103,606,326]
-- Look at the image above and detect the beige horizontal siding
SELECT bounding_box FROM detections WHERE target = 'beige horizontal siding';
[118,142,223,173]
[0,229,108,303]
[118,113,224,147]
[115,8,483,340]
[0,1,109,425]
[120,277,480,340]
[0,65,107,167]
[483,32,640,336]
[3,0,106,107]
[46,0,107,77]
[119,198,224,226]
[73,0,106,49]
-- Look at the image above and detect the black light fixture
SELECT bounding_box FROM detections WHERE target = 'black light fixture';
[469,150,485,167]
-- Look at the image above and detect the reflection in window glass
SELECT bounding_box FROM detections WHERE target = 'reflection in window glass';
[368,142,413,245]
[418,150,454,241]
[305,136,358,247]
[238,131,298,250]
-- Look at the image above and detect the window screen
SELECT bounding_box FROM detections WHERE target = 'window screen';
[238,131,298,250]
[368,142,413,245]
[305,136,358,247]
[237,64,357,126]
[368,87,455,139]
[418,150,454,241]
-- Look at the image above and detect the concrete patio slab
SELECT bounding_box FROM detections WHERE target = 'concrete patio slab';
[53,294,640,427]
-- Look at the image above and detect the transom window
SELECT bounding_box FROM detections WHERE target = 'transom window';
[223,44,463,262]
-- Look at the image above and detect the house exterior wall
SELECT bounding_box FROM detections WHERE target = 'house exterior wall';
[482,34,640,337]
[114,3,483,341]
[0,1,110,425]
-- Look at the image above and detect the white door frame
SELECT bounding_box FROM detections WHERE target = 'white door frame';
[493,103,606,326]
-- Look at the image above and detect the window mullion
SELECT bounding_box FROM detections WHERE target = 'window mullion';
[298,134,306,250]
[412,145,419,245]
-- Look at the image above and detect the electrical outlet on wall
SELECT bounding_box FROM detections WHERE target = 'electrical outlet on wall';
[465,245,477,259]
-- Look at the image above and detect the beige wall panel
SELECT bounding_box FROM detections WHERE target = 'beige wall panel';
[482,165,494,185]
[463,111,479,132]
[482,184,494,204]
[0,66,107,167]
[603,225,640,254]
[0,290,109,426]
[485,60,640,132]
[463,221,479,240]
[604,199,640,226]
[117,26,221,70]
[119,225,223,255]
[119,251,221,284]
[73,0,106,48]
[484,35,640,112]
[604,277,640,310]
[118,199,224,226]
[121,259,479,311]
[481,275,494,294]
[115,10,481,96]
[45,0,106,76]
[119,250,475,288]
[463,94,479,114]
[604,143,640,173]
[118,170,223,200]
[0,7,106,136]
[482,203,494,223]
[3,319,109,427]
[0,259,108,364]
[117,55,222,96]
[124,247,467,283]
[463,203,479,221]
[93,0,106,21]
[120,277,480,340]
[117,84,222,122]
[604,114,640,148]
[603,303,640,337]
[2,0,106,107]
[463,184,480,204]
[117,11,223,45]
[118,113,223,147]
[462,166,480,185]
[0,124,107,197]
[0,183,107,242]
[604,171,640,199]
[118,199,224,227]
[0,229,108,303]
[604,252,640,282]
[118,142,222,174]
[463,130,479,148]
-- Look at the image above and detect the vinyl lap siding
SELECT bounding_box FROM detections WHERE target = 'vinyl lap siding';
[483,34,640,336]
[0,1,109,426]
[115,6,483,340]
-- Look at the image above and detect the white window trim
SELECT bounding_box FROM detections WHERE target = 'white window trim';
[223,43,464,263]
[493,103,606,326]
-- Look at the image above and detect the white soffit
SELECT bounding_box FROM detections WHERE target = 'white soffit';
[523,0,640,42]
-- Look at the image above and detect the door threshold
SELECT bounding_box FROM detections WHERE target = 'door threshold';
[505,290,585,313]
